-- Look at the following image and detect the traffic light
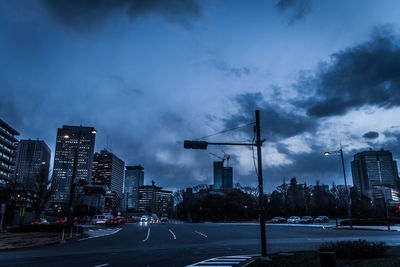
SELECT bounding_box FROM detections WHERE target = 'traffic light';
[398,205,400,212]
[184,140,208,150]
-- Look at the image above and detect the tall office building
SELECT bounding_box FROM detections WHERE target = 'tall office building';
[92,150,125,198]
[124,165,144,212]
[222,166,233,190]
[138,181,173,216]
[0,119,19,198]
[351,149,400,195]
[52,125,96,205]
[213,161,223,189]
[213,161,233,190]
[15,139,51,186]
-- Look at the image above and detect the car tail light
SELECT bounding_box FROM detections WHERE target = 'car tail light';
[31,222,35,225]
[38,222,42,225]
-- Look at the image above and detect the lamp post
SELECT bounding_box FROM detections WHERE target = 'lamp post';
[324,148,352,228]
[184,110,268,258]
[65,128,96,236]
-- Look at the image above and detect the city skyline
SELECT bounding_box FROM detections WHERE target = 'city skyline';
[2,0,400,191]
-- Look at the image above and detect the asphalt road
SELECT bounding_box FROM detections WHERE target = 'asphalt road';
[1,222,400,267]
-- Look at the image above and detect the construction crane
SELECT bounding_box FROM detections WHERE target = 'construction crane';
[209,152,230,167]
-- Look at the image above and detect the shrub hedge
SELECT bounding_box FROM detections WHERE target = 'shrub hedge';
[9,224,83,233]
[340,218,393,226]
[320,240,388,259]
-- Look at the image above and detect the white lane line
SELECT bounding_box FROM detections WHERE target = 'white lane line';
[209,259,247,262]
[194,230,208,238]
[169,229,176,240]
[142,227,151,242]
[202,261,240,266]
[94,264,109,267]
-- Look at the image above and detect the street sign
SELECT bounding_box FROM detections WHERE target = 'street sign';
[0,203,5,214]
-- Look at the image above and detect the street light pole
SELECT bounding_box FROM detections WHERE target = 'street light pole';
[325,148,352,228]
[255,110,267,258]
[67,129,82,237]
[339,148,352,228]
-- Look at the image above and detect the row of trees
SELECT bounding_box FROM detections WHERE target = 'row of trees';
[3,167,56,226]
[176,177,399,222]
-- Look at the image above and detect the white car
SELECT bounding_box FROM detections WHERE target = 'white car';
[92,215,107,225]
[140,215,149,223]
[287,216,301,224]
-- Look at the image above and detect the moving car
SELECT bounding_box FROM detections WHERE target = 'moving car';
[106,217,121,227]
[56,218,67,225]
[314,216,329,223]
[287,216,301,224]
[300,216,314,224]
[92,215,107,225]
[160,215,169,222]
[116,216,125,224]
[31,218,50,225]
[271,217,286,223]
[140,215,149,223]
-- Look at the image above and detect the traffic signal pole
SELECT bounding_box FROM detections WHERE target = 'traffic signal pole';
[184,110,267,258]
[255,110,267,258]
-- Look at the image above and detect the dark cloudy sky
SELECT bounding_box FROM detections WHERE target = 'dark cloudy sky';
[2,0,400,192]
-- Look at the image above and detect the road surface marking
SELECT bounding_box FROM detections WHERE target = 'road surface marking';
[94,264,109,267]
[187,255,253,266]
[79,228,122,241]
[142,227,151,242]
[169,229,176,240]
[194,230,208,238]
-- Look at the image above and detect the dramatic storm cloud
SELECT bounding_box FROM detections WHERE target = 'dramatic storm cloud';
[2,0,400,191]
[224,92,315,141]
[42,0,201,31]
[303,27,400,117]
[363,131,379,139]
[276,0,312,23]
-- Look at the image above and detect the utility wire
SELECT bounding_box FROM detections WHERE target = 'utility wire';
[194,122,255,141]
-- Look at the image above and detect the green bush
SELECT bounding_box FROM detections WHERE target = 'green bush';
[340,219,392,226]
[9,224,83,233]
[320,240,388,259]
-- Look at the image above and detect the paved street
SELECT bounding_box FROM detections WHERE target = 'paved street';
[1,222,400,267]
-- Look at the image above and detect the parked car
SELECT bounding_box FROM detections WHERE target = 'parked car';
[271,217,286,223]
[300,216,314,224]
[314,216,329,223]
[287,216,301,224]
[92,215,108,225]
[31,218,50,225]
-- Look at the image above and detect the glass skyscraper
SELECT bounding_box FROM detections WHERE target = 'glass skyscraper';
[15,139,51,186]
[351,149,399,195]
[124,165,144,212]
